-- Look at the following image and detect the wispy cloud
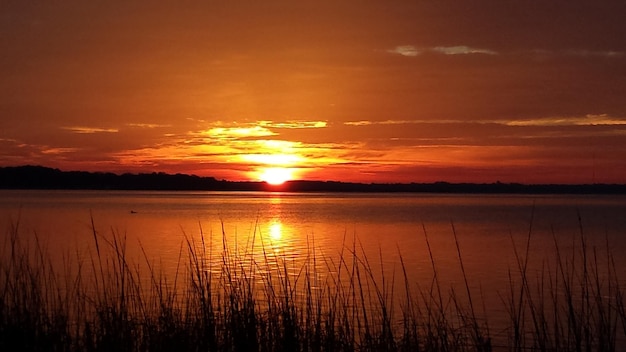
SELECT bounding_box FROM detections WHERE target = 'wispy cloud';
[530,49,625,59]
[432,45,498,55]
[344,120,374,126]
[563,49,625,58]
[388,45,624,59]
[126,123,172,128]
[505,114,626,126]
[241,153,303,166]
[344,119,475,126]
[62,126,119,134]
[387,45,498,57]
[201,126,276,138]
[258,120,327,129]
[387,45,421,57]
[345,115,626,127]
[41,147,80,155]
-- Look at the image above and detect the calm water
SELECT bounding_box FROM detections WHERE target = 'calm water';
[2,190,626,343]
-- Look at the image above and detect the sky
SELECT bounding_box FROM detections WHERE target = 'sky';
[2,1,626,184]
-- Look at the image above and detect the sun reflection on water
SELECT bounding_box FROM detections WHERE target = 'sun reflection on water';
[266,195,286,245]
[269,221,282,241]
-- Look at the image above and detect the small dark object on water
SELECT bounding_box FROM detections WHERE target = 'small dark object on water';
[130,210,137,214]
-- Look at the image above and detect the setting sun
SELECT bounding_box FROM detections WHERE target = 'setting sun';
[260,167,293,185]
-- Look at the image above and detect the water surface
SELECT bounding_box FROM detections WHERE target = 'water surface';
[2,190,625,344]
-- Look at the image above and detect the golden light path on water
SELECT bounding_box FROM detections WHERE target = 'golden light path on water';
[268,220,283,242]
[259,195,298,258]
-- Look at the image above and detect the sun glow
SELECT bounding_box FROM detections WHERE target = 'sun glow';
[260,167,293,185]
[243,153,301,165]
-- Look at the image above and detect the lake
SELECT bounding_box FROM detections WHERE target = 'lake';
[2,190,626,348]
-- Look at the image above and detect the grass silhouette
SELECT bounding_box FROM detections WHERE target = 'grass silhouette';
[1,216,624,351]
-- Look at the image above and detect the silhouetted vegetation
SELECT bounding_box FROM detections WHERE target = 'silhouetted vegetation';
[2,165,626,193]
[1,218,625,351]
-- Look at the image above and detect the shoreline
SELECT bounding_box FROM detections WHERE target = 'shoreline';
[2,165,626,194]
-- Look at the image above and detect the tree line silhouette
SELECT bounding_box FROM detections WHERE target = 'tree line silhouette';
[1,165,625,194]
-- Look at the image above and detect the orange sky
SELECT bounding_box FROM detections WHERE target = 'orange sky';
[2,1,626,184]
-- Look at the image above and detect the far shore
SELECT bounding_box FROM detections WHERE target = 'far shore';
[2,165,626,194]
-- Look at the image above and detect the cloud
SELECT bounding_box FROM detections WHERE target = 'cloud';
[388,45,624,60]
[387,45,421,57]
[344,119,475,126]
[387,45,497,57]
[41,147,80,155]
[110,130,348,176]
[563,49,625,58]
[197,120,326,139]
[241,153,302,166]
[126,123,172,128]
[378,119,443,125]
[258,120,327,129]
[527,49,625,60]
[62,126,119,134]
[201,126,276,138]
[432,46,498,55]
[505,114,626,126]
[344,115,626,128]
[344,120,373,126]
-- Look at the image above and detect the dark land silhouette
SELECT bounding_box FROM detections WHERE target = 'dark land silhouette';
[1,165,625,194]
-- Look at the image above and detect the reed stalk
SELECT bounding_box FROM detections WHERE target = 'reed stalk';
[0,216,625,351]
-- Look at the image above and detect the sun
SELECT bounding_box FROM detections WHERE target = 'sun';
[260,167,293,185]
